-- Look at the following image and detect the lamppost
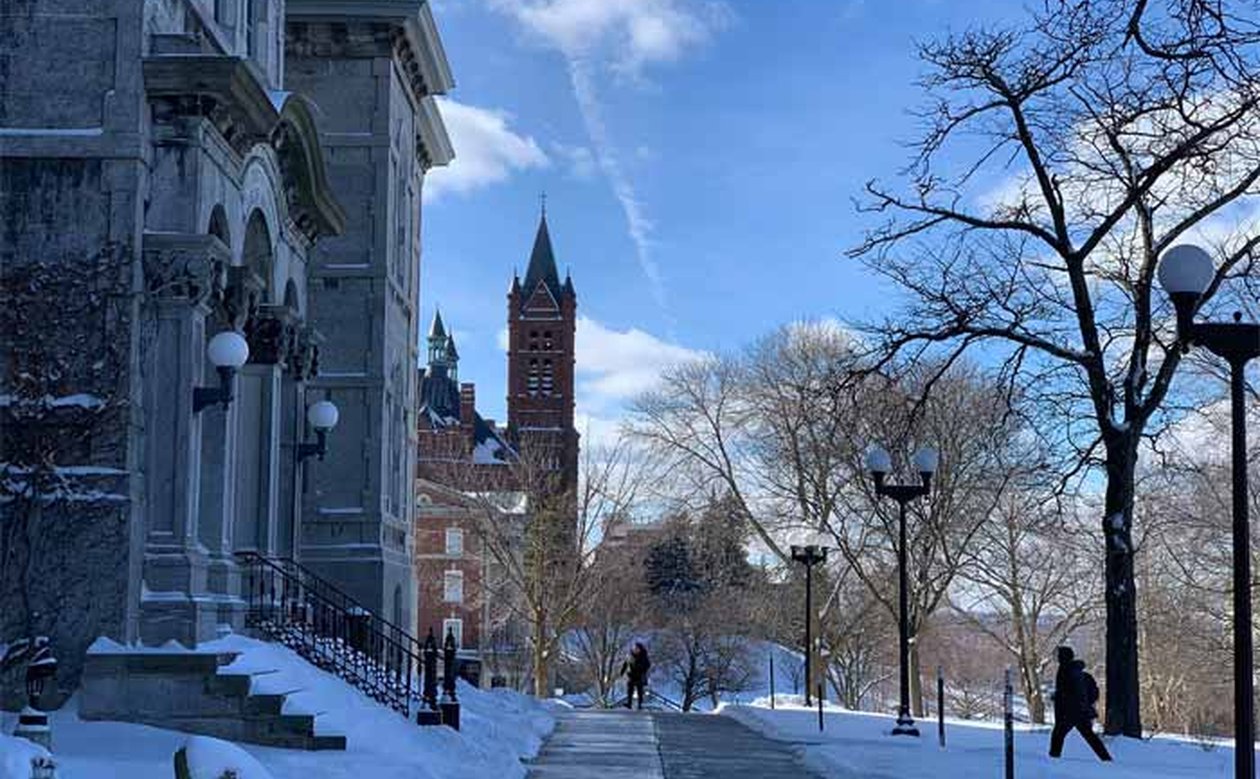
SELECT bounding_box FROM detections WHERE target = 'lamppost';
[865,443,939,737]
[790,544,828,707]
[1158,243,1260,779]
[193,330,250,413]
[297,400,340,462]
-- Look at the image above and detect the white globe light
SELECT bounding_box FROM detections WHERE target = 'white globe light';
[307,400,340,431]
[206,331,249,369]
[865,444,892,475]
[1158,244,1214,296]
[913,447,940,474]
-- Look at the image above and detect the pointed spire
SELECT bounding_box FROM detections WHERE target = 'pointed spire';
[445,333,459,362]
[523,208,561,306]
[427,308,448,367]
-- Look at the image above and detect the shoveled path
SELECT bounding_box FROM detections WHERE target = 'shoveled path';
[526,709,824,779]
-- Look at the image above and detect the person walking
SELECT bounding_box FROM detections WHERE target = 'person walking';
[1049,646,1112,762]
[620,642,651,710]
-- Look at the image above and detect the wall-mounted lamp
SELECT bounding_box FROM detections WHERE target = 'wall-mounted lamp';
[193,331,250,413]
[297,400,339,461]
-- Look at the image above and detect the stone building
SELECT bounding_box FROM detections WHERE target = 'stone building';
[0,0,451,704]
[285,0,454,631]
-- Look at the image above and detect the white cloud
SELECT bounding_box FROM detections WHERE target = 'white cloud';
[425,98,549,203]
[576,315,705,404]
[551,142,598,179]
[491,0,727,75]
[574,315,706,448]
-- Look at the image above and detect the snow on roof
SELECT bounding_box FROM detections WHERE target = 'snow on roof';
[465,491,529,514]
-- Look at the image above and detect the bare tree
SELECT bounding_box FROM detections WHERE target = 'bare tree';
[446,436,642,697]
[819,574,896,710]
[571,533,646,706]
[827,363,1020,716]
[952,490,1101,724]
[848,0,1260,734]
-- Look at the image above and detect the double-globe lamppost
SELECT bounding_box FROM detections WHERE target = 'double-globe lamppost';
[865,444,939,737]
[1158,243,1260,779]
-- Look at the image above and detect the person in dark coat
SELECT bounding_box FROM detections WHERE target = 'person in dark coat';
[1049,646,1112,761]
[620,642,651,710]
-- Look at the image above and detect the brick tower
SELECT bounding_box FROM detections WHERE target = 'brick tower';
[506,207,579,491]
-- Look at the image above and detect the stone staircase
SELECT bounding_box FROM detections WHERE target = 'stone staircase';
[80,649,346,750]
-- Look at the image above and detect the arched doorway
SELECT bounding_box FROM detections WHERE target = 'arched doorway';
[233,209,274,554]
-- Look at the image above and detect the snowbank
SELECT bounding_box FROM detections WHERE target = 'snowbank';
[722,702,1234,778]
[0,734,50,779]
[1,634,555,779]
[179,736,273,779]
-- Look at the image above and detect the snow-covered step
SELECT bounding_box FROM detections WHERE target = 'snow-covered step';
[80,640,346,751]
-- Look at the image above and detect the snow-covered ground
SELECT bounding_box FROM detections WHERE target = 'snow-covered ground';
[723,700,1234,778]
[0,635,554,779]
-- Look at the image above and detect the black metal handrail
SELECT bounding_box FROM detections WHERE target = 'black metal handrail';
[236,552,425,717]
[271,556,422,656]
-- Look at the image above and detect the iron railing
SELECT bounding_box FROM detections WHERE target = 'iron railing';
[237,552,425,717]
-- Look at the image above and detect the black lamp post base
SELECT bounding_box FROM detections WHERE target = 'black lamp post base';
[416,708,441,727]
[892,716,920,737]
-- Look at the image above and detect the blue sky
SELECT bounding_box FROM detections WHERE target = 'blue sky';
[421,0,1022,440]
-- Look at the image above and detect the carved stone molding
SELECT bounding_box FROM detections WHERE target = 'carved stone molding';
[286,326,324,381]
[222,267,265,331]
[245,304,300,366]
[144,55,279,157]
[142,233,231,305]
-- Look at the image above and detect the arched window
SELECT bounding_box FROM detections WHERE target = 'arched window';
[208,205,231,248]
[243,209,274,300]
[543,330,553,350]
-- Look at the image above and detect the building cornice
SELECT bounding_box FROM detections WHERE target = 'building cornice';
[285,1,455,99]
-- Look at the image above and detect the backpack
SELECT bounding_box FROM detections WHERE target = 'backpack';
[1083,672,1100,705]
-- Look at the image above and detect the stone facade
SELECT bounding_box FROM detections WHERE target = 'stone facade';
[0,0,452,701]
[284,0,454,630]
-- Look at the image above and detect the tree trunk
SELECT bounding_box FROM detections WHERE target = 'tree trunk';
[1025,668,1046,725]
[532,610,548,698]
[1103,443,1142,737]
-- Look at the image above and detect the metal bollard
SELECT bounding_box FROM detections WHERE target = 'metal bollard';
[937,665,945,748]
[1003,667,1014,779]
[417,629,441,726]
[817,682,824,732]
[769,654,776,710]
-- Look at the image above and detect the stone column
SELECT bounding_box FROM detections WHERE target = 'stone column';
[138,234,229,647]
[239,305,299,557]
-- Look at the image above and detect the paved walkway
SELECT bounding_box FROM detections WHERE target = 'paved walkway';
[526,709,823,779]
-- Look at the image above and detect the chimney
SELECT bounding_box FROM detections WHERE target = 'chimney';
[460,383,476,430]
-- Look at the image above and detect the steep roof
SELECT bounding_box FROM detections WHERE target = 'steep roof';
[418,364,460,427]
[428,308,446,340]
[522,214,563,305]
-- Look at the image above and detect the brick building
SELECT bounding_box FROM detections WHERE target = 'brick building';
[414,209,578,677]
